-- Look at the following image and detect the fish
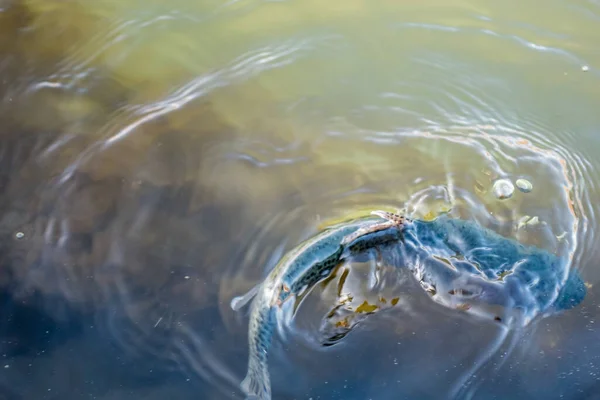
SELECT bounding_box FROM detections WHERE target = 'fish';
[232,211,587,399]
[230,211,407,400]
[394,214,586,324]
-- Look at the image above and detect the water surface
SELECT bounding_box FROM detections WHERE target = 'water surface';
[0,0,599,399]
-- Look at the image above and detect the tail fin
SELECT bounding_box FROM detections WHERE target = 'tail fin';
[241,366,272,400]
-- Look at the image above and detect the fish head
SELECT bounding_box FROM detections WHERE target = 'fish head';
[434,276,529,326]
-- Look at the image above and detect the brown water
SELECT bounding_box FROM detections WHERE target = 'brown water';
[1,0,599,399]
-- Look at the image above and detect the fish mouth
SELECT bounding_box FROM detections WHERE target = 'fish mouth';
[428,276,528,324]
[475,288,533,326]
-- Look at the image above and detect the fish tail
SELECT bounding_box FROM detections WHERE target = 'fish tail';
[241,363,272,400]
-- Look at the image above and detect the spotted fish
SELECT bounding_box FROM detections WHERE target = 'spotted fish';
[230,211,407,400]
[232,211,586,399]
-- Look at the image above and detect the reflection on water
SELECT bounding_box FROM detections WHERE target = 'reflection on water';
[1,0,600,398]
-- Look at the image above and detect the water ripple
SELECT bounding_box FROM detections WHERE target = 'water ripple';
[3,2,598,398]
[47,33,339,186]
[391,22,587,66]
[377,124,592,269]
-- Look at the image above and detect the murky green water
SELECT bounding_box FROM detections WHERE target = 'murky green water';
[1,0,599,399]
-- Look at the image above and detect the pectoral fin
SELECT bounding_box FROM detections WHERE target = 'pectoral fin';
[231,283,261,311]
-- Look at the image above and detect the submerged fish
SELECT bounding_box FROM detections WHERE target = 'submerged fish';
[395,214,586,324]
[231,211,586,399]
[230,211,407,400]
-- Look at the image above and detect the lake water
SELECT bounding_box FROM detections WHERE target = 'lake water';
[1,0,599,399]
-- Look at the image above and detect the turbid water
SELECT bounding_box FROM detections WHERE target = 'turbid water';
[0,0,599,399]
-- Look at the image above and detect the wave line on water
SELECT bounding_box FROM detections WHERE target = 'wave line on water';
[173,323,242,394]
[453,326,533,400]
[53,17,136,77]
[328,120,589,264]
[51,33,337,186]
[391,22,587,66]
[50,10,210,80]
[449,325,510,399]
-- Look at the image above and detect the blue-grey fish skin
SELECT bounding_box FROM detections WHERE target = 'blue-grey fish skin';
[284,223,403,301]
[280,220,376,278]
[399,215,586,318]
[237,213,587,399]
[240,289,275,400]
[239,215,401,400]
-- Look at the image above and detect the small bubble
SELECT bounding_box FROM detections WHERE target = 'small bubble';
[582,65,589,72]
[515,178,533,193]
[4,365,8,368]
[493,179,515,200]
[15,232,24,239]
[184,276,190,280]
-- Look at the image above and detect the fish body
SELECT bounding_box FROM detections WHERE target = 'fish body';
[233,212,587,399]
[232,213,405,400]
[397,215,586,323]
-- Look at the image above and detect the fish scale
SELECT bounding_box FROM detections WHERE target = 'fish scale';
[230,213,405,400]
[231,211,586,400]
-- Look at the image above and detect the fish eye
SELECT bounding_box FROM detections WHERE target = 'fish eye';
[448,285,482,299]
